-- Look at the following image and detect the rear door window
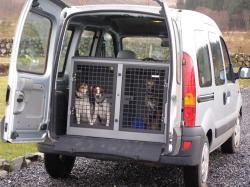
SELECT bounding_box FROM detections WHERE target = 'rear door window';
[194,30,212,87]
[17,12,51,74]
[209,32,225,86]
[76,30,96,56]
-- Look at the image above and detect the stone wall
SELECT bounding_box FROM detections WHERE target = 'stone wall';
[230,53,250,67]
[0,39,13,57]
[0,38,44,57]
[0,64,8,75]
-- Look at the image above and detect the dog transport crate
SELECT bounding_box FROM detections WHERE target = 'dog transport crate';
[69,61,117,129]
[67,58,170,140]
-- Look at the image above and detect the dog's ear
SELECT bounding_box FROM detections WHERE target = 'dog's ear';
[100,87,105,93]
[83,83,89,88]
[76,83,80,90]
[76,91,81,97]
[92,86,97,94]
[78,83,85,90]
[89,85,94,91]
[146,80,155,87]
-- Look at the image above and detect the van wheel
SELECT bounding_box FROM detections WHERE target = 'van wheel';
[221,115,241,154]
[44,153,75,178]
[183,137,209,187]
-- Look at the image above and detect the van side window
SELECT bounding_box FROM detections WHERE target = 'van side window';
[194,30,212,87]
[17,12,51,74]
[220,38,233,83]
[100,32,115,58]
[58,30,73,74]
[77,30,95,56]
[209,33,225,86]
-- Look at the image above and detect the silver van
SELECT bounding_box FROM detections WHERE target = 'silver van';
[1,0,250,186]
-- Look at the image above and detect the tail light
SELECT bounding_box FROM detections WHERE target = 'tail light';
[182,141,192,151]
[183,52,196,127]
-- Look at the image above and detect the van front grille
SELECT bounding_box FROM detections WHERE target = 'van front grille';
[120,67,168,132]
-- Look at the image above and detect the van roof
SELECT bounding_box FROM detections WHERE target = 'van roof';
[170,8,221,33]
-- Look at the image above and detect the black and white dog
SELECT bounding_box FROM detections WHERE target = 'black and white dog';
[75,83,93,125]
[92,86,111,126]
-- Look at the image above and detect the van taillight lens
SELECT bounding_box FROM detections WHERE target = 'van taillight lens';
[183,52,196,127]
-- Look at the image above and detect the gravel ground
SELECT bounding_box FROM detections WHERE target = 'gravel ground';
[0,88,250,187]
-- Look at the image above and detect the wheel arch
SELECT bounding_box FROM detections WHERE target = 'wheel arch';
[206,129,213,147]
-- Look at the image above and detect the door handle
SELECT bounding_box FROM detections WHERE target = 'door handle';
[17,92,24,103]
[5,86,10,104]
[14,91,25,115]
[223,91,231,105]
[197,93,214,103]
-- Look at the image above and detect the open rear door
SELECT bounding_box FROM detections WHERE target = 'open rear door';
[2,0,67,143]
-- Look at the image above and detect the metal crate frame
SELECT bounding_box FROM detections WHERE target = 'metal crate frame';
[69,61,118,130]
[66,57,170,143]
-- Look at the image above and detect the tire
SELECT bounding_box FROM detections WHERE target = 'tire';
[44,153,75,178]
[183,137,209,187]
[221,115,241,154]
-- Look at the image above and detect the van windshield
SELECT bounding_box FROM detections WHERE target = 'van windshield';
[122,37,170,61]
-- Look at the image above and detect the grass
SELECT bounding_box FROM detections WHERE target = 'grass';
[0,142,37,161]
[0,76,37,161]
[223,31,250,54]
[0,57,10,64]
[0,22,16,38]
[0,76,7,119]
[237,79,250,88]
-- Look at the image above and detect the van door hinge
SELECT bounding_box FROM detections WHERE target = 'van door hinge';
[4,123,8,132]
[72,73,77,82]
[11,131,19,139]
[32,0,40,8]
[39,123,47,131]
[70,106,75,115]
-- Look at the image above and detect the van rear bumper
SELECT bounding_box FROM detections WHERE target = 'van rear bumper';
[38,127,205,166]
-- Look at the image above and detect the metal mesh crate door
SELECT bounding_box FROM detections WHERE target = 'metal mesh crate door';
[121,67,168,132]
[71,63,116,129]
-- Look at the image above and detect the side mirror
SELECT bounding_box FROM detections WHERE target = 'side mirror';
[220,70,225,80]
[239,67,250,79]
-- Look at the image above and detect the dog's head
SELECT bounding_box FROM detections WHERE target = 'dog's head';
[76,83,89,98]
[93,86,105,103]
[146,80,156,92]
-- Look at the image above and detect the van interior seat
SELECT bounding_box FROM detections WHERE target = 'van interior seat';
[117,50,137,59]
